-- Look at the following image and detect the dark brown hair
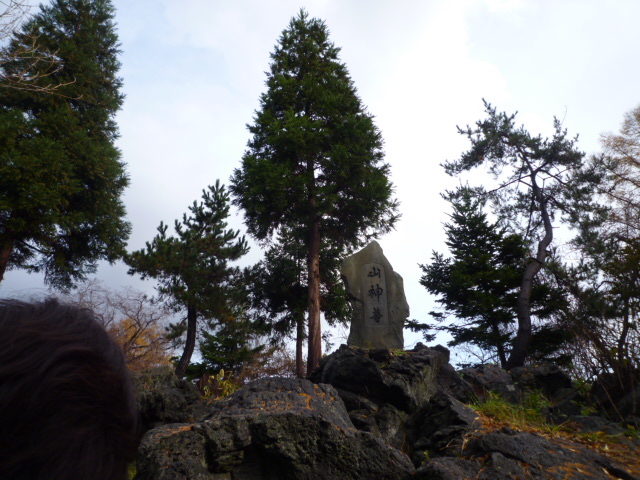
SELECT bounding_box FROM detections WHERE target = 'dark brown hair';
[0,298,140,480]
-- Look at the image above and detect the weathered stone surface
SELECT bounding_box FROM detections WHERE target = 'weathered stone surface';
[341,241,408,349]
[309,344,474,460]
[134,355,640,479]
[310,344,451,413]
[510,362,573,402]
[410,393,480,464]
[460,363,518,402]
[133,366,206,433]
[135,377,415,480]
[415,457,483,480]
[414,427,638,480]
[465,428,638,480]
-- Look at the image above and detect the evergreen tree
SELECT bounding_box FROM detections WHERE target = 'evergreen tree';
[420,187,525,367]
[421,187,571,367]
[192,312,264,377]
[0,0,129,289]
[250,227,350,378]
[126,181,249,379]
[445,101,593,368]
[231,10,399,374]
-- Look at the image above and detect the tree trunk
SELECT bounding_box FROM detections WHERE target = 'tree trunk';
[296,313,305,378]
[0,239,12,284]
[618,297,631,367]
[175,303,197,379]
[491,322,508,369]
[306,218,322,376]
[506,189,553,370]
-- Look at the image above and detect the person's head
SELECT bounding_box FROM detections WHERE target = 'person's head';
[0,298,140,480]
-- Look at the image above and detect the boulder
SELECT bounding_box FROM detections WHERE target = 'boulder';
[460,363,518,402]
[415,427,637,480]
[465,427,637,480]
[133,367,206,432]
[509,362,574,402]
[310,343,467,413]
[135,377,415,480]
[410,393,480,464]
[134,357,640,479]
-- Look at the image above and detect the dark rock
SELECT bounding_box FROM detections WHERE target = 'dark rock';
[133,367,206,432]
[460,363,518,402]
[416,454,530,480]
[414,457,482,480]
[487,452,528,478]
[310,344,451,413]
[434,362,473,403]
[348,409,378,433]
[568,415,629,436]
[466,427,637,480]
[411,393,480,464]
[136,377,414,480]
[510,362,573,402]
[310,344,474,458]
[135,424,211,479]
[135,358,640,480]
[375,404,408,450]
[369,348,392,363]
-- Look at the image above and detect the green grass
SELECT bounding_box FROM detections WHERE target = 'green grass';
[471,390,554,432]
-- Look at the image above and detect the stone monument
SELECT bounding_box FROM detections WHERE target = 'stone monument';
[341,241,409,349]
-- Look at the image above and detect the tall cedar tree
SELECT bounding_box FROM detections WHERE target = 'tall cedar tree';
[231,10,398,375]
[445,101,589,368]
[251,226,349,378]
[420,187,526,368]
[251,238,308,378]
[0,0,129,289]
[126,181,249,379]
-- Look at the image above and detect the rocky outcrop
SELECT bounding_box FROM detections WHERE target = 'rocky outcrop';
[133,367,206,433]
[135,377,414,480]
[309,343,472,412]
[460,363,519,401]
[134,349,640,479]
[416,427,638,480]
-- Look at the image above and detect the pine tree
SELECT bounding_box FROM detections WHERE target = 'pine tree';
[0,0,129,289]
[126,181,249,379]
[445,101,592,368]
[230,10,399,374]
[421,186,573,367]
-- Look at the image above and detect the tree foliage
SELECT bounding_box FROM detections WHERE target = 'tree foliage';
[444,100,591,368]
[420,187,526,367]
[63,280,173,371]
[554,105,640,392]
[250,227,349,377]
[0,0,68,94]
[599,104,640,221]
[0,0,129,289]
[126,181,249,379]
[230,10,398,374]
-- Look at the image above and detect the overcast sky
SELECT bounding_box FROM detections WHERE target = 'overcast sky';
[2,0,640,356]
